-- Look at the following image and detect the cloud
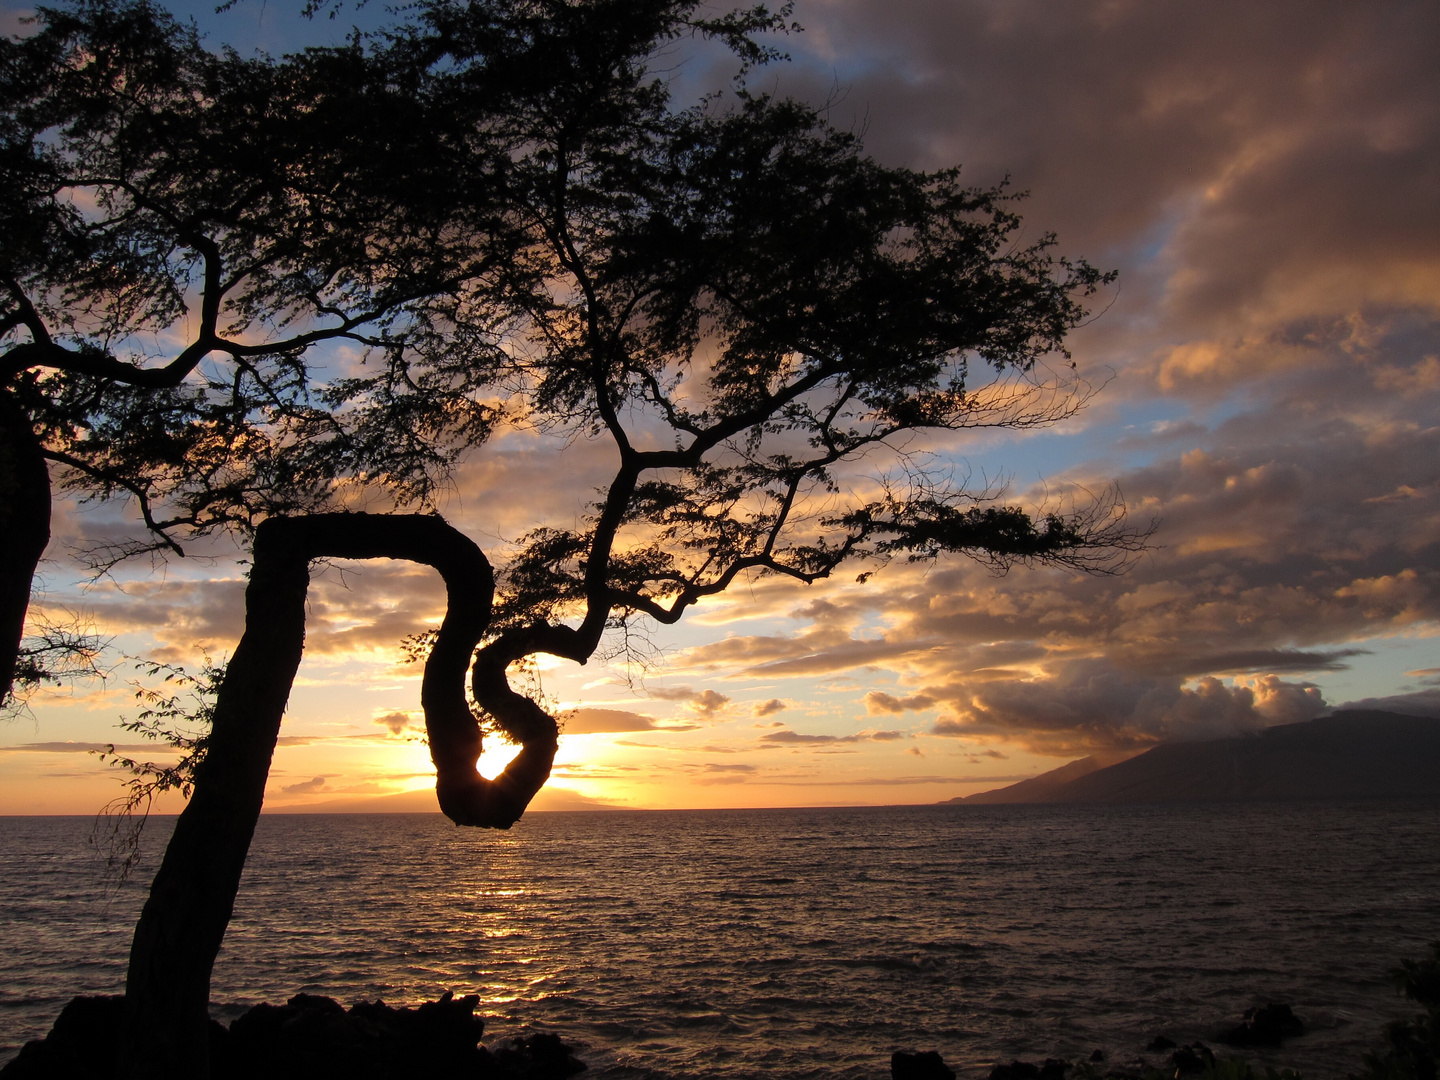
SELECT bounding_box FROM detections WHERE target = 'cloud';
[680,351,1439,756]
[298,563,449,656]
[63,578,247,654]
[864,691,936,715]
[1334,689,1440,718]
[761,773,1039,787]
[682,763,759,785]
[373,712,417,736]
[727,638,938,678]
[16,1,1440,806]
[689,689,731,716]
[780,1,1440,346]
[52,558,453,663]
[761,730,849,745]
[281,776,330,795]
[759,727,909,747]
[646,686,732,718]
[929,666,1327,754]
[564,708,662,734]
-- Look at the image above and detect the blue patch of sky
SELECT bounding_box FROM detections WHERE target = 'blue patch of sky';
[1309,635,1440,710]
[785,50,904,90]
[149,0,385,53]
[1123,196,1195,272]
[924,394,1204,497]
[0,0,389,53]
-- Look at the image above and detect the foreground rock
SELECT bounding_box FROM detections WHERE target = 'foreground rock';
[1220,1003,1305,1047]
[1,991,586,1079]
[987,1059,1070,1080]
[892,1049,956,1079]
[966,1001,1308,1080]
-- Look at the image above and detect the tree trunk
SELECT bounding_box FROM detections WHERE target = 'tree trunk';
[120,512,559,1079]
[119,517,311,1078]
[0,389,50,708]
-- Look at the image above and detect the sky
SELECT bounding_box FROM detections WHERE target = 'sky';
[2,0,1438,815]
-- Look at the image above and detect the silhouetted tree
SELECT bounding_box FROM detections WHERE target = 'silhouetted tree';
[0,0,521,706]
[9,1,1145,1076]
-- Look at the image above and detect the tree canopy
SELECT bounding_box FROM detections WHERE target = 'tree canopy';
[0,0,519,704]
[4,0,1144,1074]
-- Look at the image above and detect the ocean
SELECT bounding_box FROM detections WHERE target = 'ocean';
[2,801,1438,1078]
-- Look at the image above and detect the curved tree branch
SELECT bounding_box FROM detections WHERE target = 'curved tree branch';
[123,511,555,1076]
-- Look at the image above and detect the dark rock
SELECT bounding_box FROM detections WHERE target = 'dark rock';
[1088,1049,1106,1062]
[892,1050,956,1080]
[4,990,584,1080]
[226,989,501,1079]
[1220,1003,1305,1047]
[0,1042,62,1080]
[989,1061,1040,1080]
[227,993,375,1079]
[0,995,124,1079]
[1145,1035,1177,1052]
[1169,1042,1215,1074]
[988,1058,1069,1080]
[489,1032,588,1078]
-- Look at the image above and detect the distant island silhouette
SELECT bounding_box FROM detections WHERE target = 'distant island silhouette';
[947,709,1440,804]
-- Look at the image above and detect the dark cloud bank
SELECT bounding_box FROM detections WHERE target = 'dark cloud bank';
[679,0,1440,756]
[26,1,1436,766]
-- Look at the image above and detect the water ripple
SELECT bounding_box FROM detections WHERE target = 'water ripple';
[2,802,1439,1078]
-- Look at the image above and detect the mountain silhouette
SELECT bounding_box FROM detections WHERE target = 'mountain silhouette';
[948,710,1440,805]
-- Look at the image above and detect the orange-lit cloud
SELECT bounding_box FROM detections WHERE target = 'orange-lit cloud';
[564,708,664,734]
[7,0,1439,811]
[644,686,733,719]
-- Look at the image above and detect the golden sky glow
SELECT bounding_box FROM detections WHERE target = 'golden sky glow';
[3,0,1438,815]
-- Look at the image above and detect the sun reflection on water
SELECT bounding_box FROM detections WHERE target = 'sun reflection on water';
[9,805,1434,1079]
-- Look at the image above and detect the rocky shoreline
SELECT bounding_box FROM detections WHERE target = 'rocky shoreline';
[0,992,1406,1080]
[0,995,1309,1080]
[0,992,587,1080]
[894,1002,1309,1080]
